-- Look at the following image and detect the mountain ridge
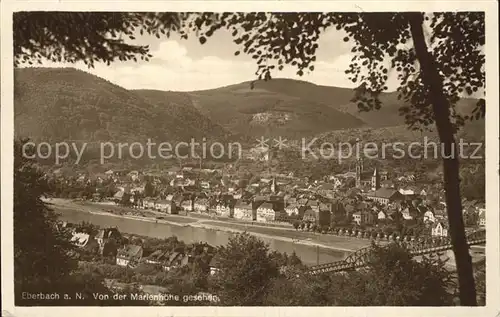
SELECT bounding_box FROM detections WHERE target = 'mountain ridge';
[15,67,483,145]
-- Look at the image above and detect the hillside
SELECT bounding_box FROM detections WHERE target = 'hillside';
[15,68,483,147]
[166,80,367,138]
[14,68,229,143]
[218,79,481,128]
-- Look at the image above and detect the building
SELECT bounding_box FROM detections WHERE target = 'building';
[116,244,143,268]
[163,252,192,271]
[181,199,193,212]
[352,212,362,225]
[142,197,156,209]
[95,227,121,253]
[317,183,336,198]
[155,199,176,214]
[478,208,486,227]
[302,206,316,223]
[377,210,387,221]
[71,232,91,248]
[365,188,404,205]
[431,221,449,237]
[355,157,381,190]
[256,202,276,222]
[233,201,254,221]
[193,198,209,213]
[306,199,320,212]
[215,200,234,218]
[285,203,300,217]
[423,210,436,223]
[209,257,220,275]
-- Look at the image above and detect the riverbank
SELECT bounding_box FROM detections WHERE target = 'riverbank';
[46,198,370,253]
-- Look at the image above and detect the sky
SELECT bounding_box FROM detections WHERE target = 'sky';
[33,27,402,92]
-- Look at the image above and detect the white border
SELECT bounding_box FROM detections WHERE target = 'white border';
[1,1,499,317]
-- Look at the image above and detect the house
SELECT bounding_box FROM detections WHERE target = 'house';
[145,249,193,271]
[423,210,436,223]
[163,252,190,271]
[193,198,209,213]
[431,221,449,237]
[181,199,193,212]
[399,188,416,196]
[142,197,156,210]
[105,170,115,178]
[302,206,316,223]
[478,209,486,227]
[215,201,233,218]
[285,203,300,217]
[200,181,211,190]
[352,211,362,225]
[233,201,254,221]
[328,176,343,189]
[155,199,176,214]
[361,210,376,225]
[116,244,143,268]
[113,189,126,201]
[71,232,91,248]
[401,207,415,220]
[146,250,170,266]
[209,257,220,275]
[317,183,336,198]
[128,170,140,181]
[377,210,387,221]
[381,179,395,188]
[365,188,404,205]
[306,200,320,212]
[256,202,276,222]
[95,227,121,255]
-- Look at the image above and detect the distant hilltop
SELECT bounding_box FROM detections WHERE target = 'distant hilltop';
[15,67,483,143]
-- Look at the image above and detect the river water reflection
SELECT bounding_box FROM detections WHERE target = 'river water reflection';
[56,208,348,266]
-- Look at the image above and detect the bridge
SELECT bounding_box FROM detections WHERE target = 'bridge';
[308,229,486,275]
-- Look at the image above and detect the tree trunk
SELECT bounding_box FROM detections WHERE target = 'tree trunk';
[407,13,477,305]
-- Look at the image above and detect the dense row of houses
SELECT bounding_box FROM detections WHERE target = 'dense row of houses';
[64,223,219,272]
[53,156,485,238]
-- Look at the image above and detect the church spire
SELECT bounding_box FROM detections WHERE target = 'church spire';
[271,176,278,194]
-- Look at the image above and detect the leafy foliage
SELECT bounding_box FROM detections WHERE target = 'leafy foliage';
[14,12,183,67]
[14,140,77,302]
[209,232,279,305]
[184,12,485,132]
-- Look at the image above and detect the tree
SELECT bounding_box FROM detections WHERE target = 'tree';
[182,12,483,305]
[209,232,279,305]
[120,192,132,206]
[13,12,183,67]
[460,162,486,201]
[327,243,454,306]
[14,140,78,304]
[144,181,155,197]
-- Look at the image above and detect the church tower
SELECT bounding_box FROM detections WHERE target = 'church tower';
[271,176,278,194]
[355,158,363,188]
[371,167,381,191]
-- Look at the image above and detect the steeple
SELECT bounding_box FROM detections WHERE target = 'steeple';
[371,166,381,191]
[271,176,278,194]
[355,157,363,188]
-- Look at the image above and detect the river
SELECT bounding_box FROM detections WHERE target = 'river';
[55,208,348,266]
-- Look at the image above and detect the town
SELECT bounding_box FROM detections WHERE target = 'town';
[48,144,486,272]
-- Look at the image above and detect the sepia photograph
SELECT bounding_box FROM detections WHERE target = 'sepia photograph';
[1,1,499,316]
